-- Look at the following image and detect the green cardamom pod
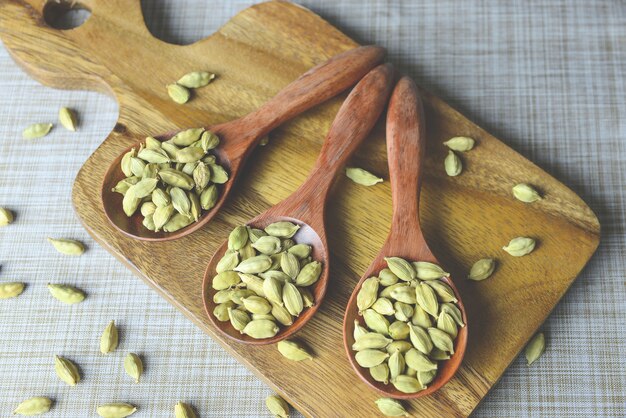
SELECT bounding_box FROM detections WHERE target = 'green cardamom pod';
[47,237,85,256]
[142,214,155,232]
[111,177,140,195]
[282,282,303,316]
[388,350,405,380]
[390,286,417,304]
[47,283,86,304]
[55,355,80,386]
[375,397,409,417]
[167,83,190,104]
[443,136,475,152]
[405,348,437,372]
[13,397,52,416]
[158,168,195,190]
[425,280,458,303]
[503,236,536,256]
[512,183,542,203]
[163,213,193,232]
[468,258,496,281]
[280,252,300,279]
[345,167,383,186]
[192,162,211,192]
[384,257,416,281]
[242,319,279,339]
[241,295,272,314]
[411,305,432,328]
[177,71,215,88]
[437,312,458,338]
[209,163,229,184]
[59,107,77,131]
[363,309,390,336]
[415,282,439,316]
[235,255,272,274]
[352,332,392,351]
[228,225,249,251]
[444,150,462,176]
[199,130,219,151]
[371,297,395,316]
[287,243,311,259]
[277,340,313,361]
[129,157,147,177]
[393,301,414,322]
[269,253,283,270]
[161,141,180,159]
[144,136,161,150]
[213,301,235,322]
[252,235,282,255]
[138,148,170,164]
[120,148,136,177]
[100,320,119,354]
[392,375,424,393]
[175,146,205,163]
[127,178,158,199]
[353,319,369,340]
[238,273,265,297]
[525,332,545,365]
[141,202,157,217]
[213,289,233,304]
[427,327,455,354]
[262,276,283,306]
[429,347,450,360]
[259,270,291,283]
[295,260,322,287]
[228,307,251,332]
[441,302,465,327]
[264,221,300,238]
[124,353,143,383]
[182,162,198,175]
[357,276,380,313]
[412,261,449,280]
[370,363,390,385]
[379,268,399,286]
[0,282,25,299]
[152,188,170,207]
[153,204,175,231]
[174,401,197,418]
[355,349,389,368]
[247,227,267,243]
[265,395,290,418]
[188,192,201,222]
[212,271,240,290]
[386,340,413,354]
[271,303,293,326]
[388,321,410,340]
[253,313,276,321]
[22,122,53,139]
[96,403,137,417]
[418,370,436,386]
[229,289,255,304]
[238,242,256,261]
[299,287,315,308]
[199,184,218,210]
[216,251,239,273]
[408,323,433,355]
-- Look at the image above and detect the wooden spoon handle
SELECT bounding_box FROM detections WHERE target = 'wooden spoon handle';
[281,63,395,216]
[386,76,426,240]
[229,45,386,150]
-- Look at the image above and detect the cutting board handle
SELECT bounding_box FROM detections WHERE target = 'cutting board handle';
[0,0,152,95]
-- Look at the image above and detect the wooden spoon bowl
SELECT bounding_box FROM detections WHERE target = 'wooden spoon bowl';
[101,45,386,241]
[343,77,468,398]
[203,63,395,345]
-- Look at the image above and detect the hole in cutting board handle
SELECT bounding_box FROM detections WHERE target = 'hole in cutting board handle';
[43,1,92,30]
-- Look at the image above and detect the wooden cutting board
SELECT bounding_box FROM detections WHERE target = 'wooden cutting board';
[0,1,600,416]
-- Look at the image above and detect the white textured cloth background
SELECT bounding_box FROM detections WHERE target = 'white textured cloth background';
[1,1,624,417]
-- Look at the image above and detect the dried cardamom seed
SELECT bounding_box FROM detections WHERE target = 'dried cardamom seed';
[152,188,170,207]
[394,301,414,322]
[130,157,147,177]
[174,401,198,418]
[355,349,389,368]
[271,303,293,326]
[441,302,465,327]
[386,340,413,354]
[238,273,265,297]
[352,332,392,351]
[54,355,80,386]
[241,295,272,314]
[282,282,303,316]
[96,403,137,417]
[388,350,405,380]
[277,340,313,361]
[226,225,248,251]
[415,282,439,317]
[212,271,240,290]
[429,347,450,360]
[0,282,25,299]
[161,141,180,159]
[120,148,136,177]
[353,319,368,340]
[13,397,52,416]
[128,178,159,198]
[408,323,433,355]
[163,213,193,232]
[200,184,218,210]
[140,201,157,217]
[175,146,205,163]
[379,268,399,286]
[513,183,542,203]
[22,123,53,139]
[112,177,140,195]
[47,283,85,304]
[265,221,300,238]
[209,163,229,184]
[265,395,290,418]
[188,192,201,221]
[375,397,409,417]
[238,241,256,261]
[171,128,204,146]
[287,244,311,259]
[262,276,284,306]
[280,252,300,279]
[213,289,233,304]
[437,312,458,338]
[427,327,455,354]
[345,167,383,186]
[138,147,170,164]
[379,282,408,299]
[443,136,475,152]
[167,83,190,104]
[58,107,77,131]
[405,348,437,372]
[199,130,219,151]
[216,251,239,273]
[372,297,395,316]
[444,150,462,176]
[413,261,449,280]
[124,353,143,383]
[192,162,211,192]
[100,320,119,354]
[392,375,424,393]
[213,301,235,321]
[228,307,251,332]
[153,204,175,231]
[295,260,321,287]
[47,237,85,256]
[418,369,436,386]
[177,71,215,88]
[363,309,390,336]
[385,257,416,281]
[425,280,458,303]
[389,321,410,340]
[229,289,255,304]
[158,168,195,190]
[370,363,390,384]
[235,255,272,274]
[145,136,161,150]
[247,227,267,243]
[259,270,291,283]
[252,235,282,255]
[242,319,279,339]
[390,286,417,304]
[468,258,496,281]
[357,277,380,313]
[525,332,545,365]
[503,236,536,256]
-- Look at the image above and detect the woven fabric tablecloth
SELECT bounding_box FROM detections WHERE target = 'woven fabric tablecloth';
[1,1,624,417]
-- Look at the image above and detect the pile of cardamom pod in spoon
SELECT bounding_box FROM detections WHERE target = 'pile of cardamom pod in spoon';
[111,128,228,232]
[352,256,465,393]
[211,222,322,339]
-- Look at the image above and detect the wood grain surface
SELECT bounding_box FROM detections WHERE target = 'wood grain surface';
[0,1,600,417]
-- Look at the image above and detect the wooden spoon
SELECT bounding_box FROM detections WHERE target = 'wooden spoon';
[202,63,395,345]
[342,77,468,398]
[101,45,386,241]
